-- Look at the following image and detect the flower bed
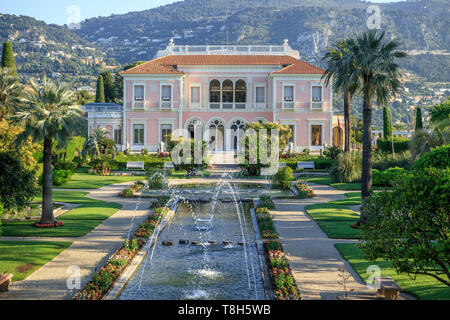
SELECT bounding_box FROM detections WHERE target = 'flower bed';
[75,199,169,300]
[264,240,300,300]
[118,188,134,198]
[295,180,315,198]
[254,207,300,300]
[33,220,64,228]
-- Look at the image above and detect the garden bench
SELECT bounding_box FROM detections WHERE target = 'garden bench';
[126,161,144,170]
[297,161,315,170]
[375,277,401,300]
[0,273,13,292]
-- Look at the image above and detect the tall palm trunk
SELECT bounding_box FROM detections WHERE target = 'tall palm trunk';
[359,92,373,224]
[343,91,352,152]
[41,137,54,224]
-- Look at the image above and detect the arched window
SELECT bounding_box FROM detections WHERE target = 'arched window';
[222,79,233,109]
[209,80,221,109]
[208,119,225,151]
[235,80,246,109]
[186,118,203,140]
[230,119,246,150]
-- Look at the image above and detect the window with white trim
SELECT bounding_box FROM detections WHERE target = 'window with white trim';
[190,86,200,108]
[283,85,294,109]
[255,86,265,103]
[311,125,322,146]
[134,85,144,109]
[133,124,144,145]
[113,128,122,145]
[161,85,172,109]
[160,124,172,145]
[311,85,323,110]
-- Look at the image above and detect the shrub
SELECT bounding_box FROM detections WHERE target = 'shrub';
[376,137,410,153]
[372,150,412,171]
[372,167,407,186]
[360,168,450,286]
[324,145,342,160]
[53,160,77,172]
[330,151,362,183]
[413,144,450,170]
[118,188,133,198]
[274,167,293,190]
[114,154,166,171]
[41,169,73,186]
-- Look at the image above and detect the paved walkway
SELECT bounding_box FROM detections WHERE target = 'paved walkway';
[0,182,153,300]
[271,183,377,300]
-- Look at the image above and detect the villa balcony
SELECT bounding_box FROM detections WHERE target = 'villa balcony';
[208,103,247,110]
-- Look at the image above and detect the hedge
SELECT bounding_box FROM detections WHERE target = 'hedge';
[376,137,410,153]
[285,158,334,170]
[113,155,166,170]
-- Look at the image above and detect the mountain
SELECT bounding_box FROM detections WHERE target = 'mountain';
[0,13,115,87]
[74,0,449,82]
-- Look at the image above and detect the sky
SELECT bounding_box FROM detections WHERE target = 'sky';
[1,0,406,26]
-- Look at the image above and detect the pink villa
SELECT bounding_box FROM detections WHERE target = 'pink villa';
[86,40,344,156]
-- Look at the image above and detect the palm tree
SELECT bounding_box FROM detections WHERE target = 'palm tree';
[11,78,86,224]
[322,39,359,152]
[0,67,22,121]
[347,30,406,225]
[82,128,117,175]
[82,128,116,158]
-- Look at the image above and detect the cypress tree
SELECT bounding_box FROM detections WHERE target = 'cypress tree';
[382,106,392,139]
[100,71,114,102]
[415,107,423,131]
[95,75,105,103]
[1,42,17,76]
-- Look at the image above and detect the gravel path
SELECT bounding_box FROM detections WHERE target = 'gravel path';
[0,182,153,300]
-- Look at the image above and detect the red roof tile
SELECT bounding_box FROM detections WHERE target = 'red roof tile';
[120,55,324,75]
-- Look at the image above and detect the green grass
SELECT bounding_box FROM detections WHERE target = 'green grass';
[305,193,361,239]
[168,170,211,179]
[300,176,361,190]
[32,191,102,204]
[317,221,361,239]
[305,203,360,221]
[0,241,72,281]
[335,243,450,300]
[1,202,122,237]
[58,172,142,189]
[328,192,361,206]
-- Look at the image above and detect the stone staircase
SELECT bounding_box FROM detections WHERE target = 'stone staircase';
[207,151,239,174]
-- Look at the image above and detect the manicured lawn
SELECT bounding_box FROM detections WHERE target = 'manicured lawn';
[1,202,122,237]
[58,172,142,189]
[335,243,450,300]
[32,190,102,204]
[301,176,361,190]
[305,193,361,239]
[317,221,361,239]
[168,169,211,179]
[328,192,361,206]
[0,241,72,281]
[305,203,360,221]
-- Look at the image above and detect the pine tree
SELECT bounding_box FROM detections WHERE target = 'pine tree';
[1,42,17,76]
[383,106,392,139]
[415,107,423,131]
[95,75,105,103]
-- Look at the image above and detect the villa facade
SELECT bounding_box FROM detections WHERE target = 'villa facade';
[87,40,344,153]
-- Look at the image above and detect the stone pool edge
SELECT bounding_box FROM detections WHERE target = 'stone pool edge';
[104,209,176,300]
[251,198,275,300]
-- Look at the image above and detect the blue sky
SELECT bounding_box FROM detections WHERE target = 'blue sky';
[2,0,405,25]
